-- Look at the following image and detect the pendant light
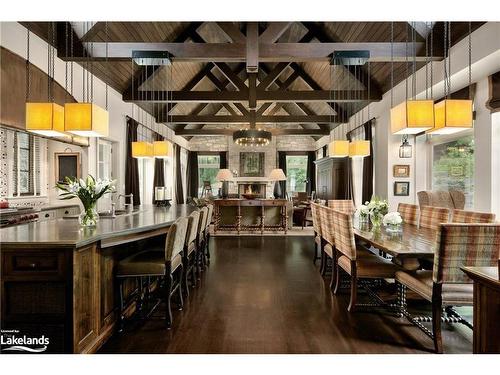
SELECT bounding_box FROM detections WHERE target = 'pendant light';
[390,22,434,135]
[328,54,349,157]
[153,60,172,158]
[26,24,66,137]
[132,60,153,158]
[427,22,473,135]
[65,22,109,137]
[349,59,370,158]
[399,134,413,158]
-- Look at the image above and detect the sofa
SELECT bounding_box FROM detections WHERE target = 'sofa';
[417,190,465,210]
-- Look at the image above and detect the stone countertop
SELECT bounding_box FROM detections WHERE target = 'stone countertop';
[39,202,81,211]
[0,204,197,248]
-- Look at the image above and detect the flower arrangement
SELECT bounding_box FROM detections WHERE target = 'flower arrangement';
[358,204,370,218]
[365,196,389,229]
[56,175,115,227]
[383,211,403,233]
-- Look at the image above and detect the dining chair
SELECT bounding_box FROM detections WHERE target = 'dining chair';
[204,204,214,262]
[197,206,209,272]
[310,202,323,264]
[332,209,398,311]
[328,200,356,215]
[395,223,500,353]
[319,205,336,289]
[302,205,313,229]
[116,216,189,329]
[397,203,419,226]
[419,206,450,230]
[182,210,200,296]
[451,209,496,223]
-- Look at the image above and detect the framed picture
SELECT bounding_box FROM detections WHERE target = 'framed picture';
[240,152,265,177]
[393,164,410,178]
[55,153,81,184]
[394,181,410,196]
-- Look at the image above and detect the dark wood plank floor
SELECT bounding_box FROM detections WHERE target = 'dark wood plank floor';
[99,236,472,354]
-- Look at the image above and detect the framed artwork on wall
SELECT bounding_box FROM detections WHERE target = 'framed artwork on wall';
[55,152,81,184]
[239,152,265,177]
[394,181,410,196]
[393,164,410,177]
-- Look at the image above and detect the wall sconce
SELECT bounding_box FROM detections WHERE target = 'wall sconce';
[399,135,412,158]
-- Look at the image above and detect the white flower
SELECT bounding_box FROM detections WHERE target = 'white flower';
[357,204,370,216]
[383,212,403,226]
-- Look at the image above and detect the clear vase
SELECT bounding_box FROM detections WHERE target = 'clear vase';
[386,223,402,233]
[370,212,383,230]
[79,203,99,227]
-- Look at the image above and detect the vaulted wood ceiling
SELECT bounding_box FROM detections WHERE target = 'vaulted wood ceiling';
[21,21,484,140]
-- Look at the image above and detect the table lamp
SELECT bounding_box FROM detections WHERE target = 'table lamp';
[216,169,233,198]
[269,168,287,199]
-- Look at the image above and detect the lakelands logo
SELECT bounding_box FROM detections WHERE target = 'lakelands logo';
[1,330,49,353]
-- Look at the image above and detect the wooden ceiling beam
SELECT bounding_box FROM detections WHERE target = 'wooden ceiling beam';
[216,22,246,43]
[257,62,290,90]
[246,22,259,73]
[80,22,104,42]
[176,128,330,136]
[259,22,293,43]
[166,115,333,124]
[214,62,248,92]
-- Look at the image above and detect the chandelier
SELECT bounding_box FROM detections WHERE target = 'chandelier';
[233,128,272,146]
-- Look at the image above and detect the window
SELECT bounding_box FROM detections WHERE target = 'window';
[197,154,220,196]
[432,135,474,208]
[12,132,41,196]
[286,155,308,193]
[97,139,113,212]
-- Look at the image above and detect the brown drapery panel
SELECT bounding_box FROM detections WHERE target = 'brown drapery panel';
[187,151,198,199]
[306,151,316,196]
[277,151,287,198]
[219,151,228,169]
[362,120,374,203]
[125,116,141,206]
[486,71,500,113]
[174,144,184,204]
[152,133,165,203]
[345,133,355,204]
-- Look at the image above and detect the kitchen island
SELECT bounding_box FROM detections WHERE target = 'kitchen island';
[0,204,197,353]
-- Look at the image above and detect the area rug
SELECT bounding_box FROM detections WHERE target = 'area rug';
[210,225,315,237]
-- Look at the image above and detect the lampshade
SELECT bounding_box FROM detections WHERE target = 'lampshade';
[216,169,233,181]
[26,102,65,137]
[427,99,473,135]
[349,140,370,158]
[390,100,434,134]
[153,140,171,158]
[64,103,109,137]
[328,140,349,157]
[269,168,287,181]
[132,141,154,158]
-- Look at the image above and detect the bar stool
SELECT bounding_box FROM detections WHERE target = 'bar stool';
[204,204,214,262]
[115,216,189,329]
[183,210,200,296]
[197,206,209,274]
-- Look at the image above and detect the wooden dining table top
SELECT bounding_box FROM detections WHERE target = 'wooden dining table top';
[353,222,437,259]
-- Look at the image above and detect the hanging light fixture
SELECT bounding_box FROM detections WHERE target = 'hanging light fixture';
[154,59,172,158]
[399,134,413,158]
[349,140,370,158]
[233,127,272,146]
[390,22,434,135]
[65,22,109,137]
[427,22,473,135]
[328,140,349,157]
[26,24,66,137]
[131,61,153,158]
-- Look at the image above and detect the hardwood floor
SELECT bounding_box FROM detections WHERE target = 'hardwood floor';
[99,236,472,354]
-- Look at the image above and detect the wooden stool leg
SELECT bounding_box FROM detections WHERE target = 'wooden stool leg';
[183,257,190,297]
[165,274,173,328]
[178,266,184,311]
[329,250,337,292]
[333,262,341,295]
[432,284,444,353]
[347,263,357,312]
[191,252,197,287]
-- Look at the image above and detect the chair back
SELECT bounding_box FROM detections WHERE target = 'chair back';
[419,206,450,230]
[398,203,419,226]
[331,209,357,260]
[417,190,465,210]
[198,206,209,238]
[328,200,356,215]
[433,223,500,284]
[319,205,335,247]
[165,217,189,262]
[310,202,322,235]
[185,210,200,246]
[205,204,214,230]
[297,192,308,202]
[451,209,496,224]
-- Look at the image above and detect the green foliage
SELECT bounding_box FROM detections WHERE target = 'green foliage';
[286,155,308,193]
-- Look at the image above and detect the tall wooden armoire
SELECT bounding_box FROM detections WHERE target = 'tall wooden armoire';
[314,157,348,200]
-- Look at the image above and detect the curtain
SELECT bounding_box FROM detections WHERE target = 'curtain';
[278,151,287,198]
[345,133,355,204]
[361,120,374,203]
[125,117,141,206]
[174,144,184,204]
[219,151,228,169]
[322,144,327,158]
[187,151,198,199]
[152,133,165,203]
[306,151,316,197]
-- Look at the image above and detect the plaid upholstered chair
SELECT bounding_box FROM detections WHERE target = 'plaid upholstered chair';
[419,206,450,230]
[328,200,356,215]
[332,209,398,311]
[310,202,323,264]
[395,223,500,353]
[197,206,209,273]
[397,203,419,226]
[451,209,496,223]
[204,204,214,262]
[318,205,335,279]
[182,210,200,295]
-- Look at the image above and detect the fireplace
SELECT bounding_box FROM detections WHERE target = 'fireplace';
[238,183,267,198]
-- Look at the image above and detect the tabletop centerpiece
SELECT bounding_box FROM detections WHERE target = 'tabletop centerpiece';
[57,175,115,227]
[383,211,403,233]
[365,196,389,230]
[357,204,370,223]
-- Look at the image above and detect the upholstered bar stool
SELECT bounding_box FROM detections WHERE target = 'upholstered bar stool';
[451,209,496,223]
[196,206,209,273]
[395,223,500,353]
[397,203,419,226]
[183,210,200,296]
[318,205,333,276]
[116,216,189,329]
[204,204,214,262]
[310,202,323,264]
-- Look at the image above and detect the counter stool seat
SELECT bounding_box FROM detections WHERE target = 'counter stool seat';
[116,251,181,277]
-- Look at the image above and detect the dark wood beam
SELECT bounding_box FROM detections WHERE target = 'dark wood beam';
[214,62,248,92]
[246,22,259,73]
[409,22,435,41]
[216,22,246,43]
[126,89,380,103]
[166,115,334,124]
[259,22,293,43]
[248,73,257,109]
[80,22,104,42]
[257,62,290,90]
[176,128,330,136]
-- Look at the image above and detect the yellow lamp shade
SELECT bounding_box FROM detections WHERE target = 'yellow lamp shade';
[427,99,473,135]
[349,140,370,158]
[26,102,65,137]
[390,100,434,134]
[132,141,154,158]
[64,103,109,137]
[328,140,349,157]
[153,141,171,158]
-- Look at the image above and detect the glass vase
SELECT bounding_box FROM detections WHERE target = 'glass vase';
[79,202,99,227]
[386,223,402,233]
[370,212,383,230]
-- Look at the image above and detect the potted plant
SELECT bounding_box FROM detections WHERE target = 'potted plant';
[56,175,115,227]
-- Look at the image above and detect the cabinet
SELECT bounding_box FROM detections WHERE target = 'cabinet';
[314,157,348,200]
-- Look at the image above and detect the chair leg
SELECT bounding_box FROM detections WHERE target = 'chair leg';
[177,266,184,311]
[333,262,341,295]
[329,250,337,292]
[320,250,326,275]
[432,284,444,353]
[313,240,318,265]
[165,274,173,329]
[191,253,197,288]
[347,262,357,312]
[206,233,211,261]
[117,278,125,333]
[183,258,190,297]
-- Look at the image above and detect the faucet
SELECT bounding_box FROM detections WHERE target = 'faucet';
[117,194,134,213]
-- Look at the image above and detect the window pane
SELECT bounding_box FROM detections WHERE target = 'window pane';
[18,132,29,148]
[286,155,308,193]
[432,136,474,208]
[197,155,220,196]
[19,171,29,194]
[19,148,30,171]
